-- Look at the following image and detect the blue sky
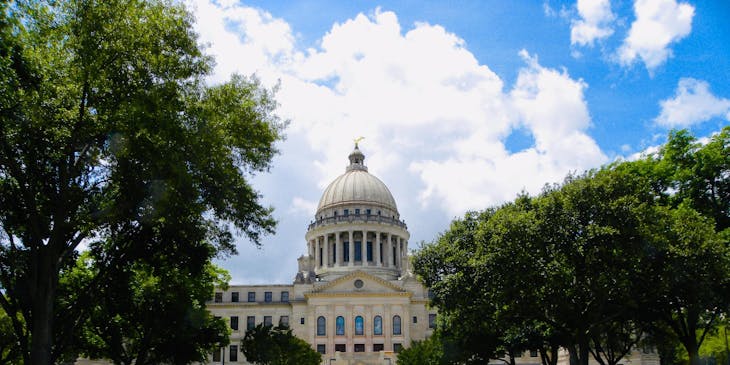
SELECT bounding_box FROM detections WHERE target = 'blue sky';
[187,0,730,284]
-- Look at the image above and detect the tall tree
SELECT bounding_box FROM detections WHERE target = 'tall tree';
[618,128,730,365]
[0,1,284,363]
[60,253,231,365]
[414,129,730,365]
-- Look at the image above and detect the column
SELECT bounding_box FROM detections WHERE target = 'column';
[315,239,320,267]
[336,232,341,267]
[375,232,381,267]
[398,238,403,268]
[386,233,392,267]
[392,236,397,268]
[362,230,367,264]
[348,230,354,267]
[324,234,329,268]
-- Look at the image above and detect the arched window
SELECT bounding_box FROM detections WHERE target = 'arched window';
[355,316,364,335]
[336,316,345,336]
[393,315,401,335]
[317,316,326,336]
[373,315,383,335]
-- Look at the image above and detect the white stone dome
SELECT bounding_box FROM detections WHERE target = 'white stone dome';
[316,146,398,215]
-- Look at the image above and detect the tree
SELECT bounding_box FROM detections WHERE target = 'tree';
[397,334,446,365]
[240,324,321,365]
[619,128,730,365]
[0,303,22,364]
[60,253,230,365]
[0,1,284,363]
[414,129,730,365]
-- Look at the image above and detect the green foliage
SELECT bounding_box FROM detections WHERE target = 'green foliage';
[240,324,321,365]
[0,0,284,363]
[397,334,446,365]
[0,303,22,364]
[699,324,730,365]
[413,127,730,365]
[59,253,230,365]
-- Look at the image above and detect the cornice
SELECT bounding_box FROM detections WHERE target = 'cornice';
[305,292,413,298]
[312,270,406,293]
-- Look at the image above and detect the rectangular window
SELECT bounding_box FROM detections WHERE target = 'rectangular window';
[335,344,346,353]
[319,247,323,266]
[515,351,523,358]
[247,291,255,302]
[247,316,255,330]
[332,244,337,263]
[393,343,403,353]
[265,291,272,302]
[281,291,289,302]
[212,347,222,361]
[344,209,349,216]
[229,345,238,362]
[366,209,371,216]
[214,292,222,303]
[355,208,360,215]
[380,243,383,263]
[317,344,326,354]
[264,316,272,327]
[231,292,239,302]
[230,316,238,330]
[279,316,289,327]
[373,343,384,352]
[412,316,417,324]
[530,350,538,357]
[366,242,373,261]
[354,344,365,352]
[429,313,436,329]
[300,317,305,325]
[354,241,362,261]
[344,242,350,262]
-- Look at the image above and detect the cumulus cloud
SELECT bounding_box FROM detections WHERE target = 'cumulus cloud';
[188,0,297,84]
[655,78,730,128]
[188,0,608,215]
[618,0,694,72]
[187,1,611,282]
[411,51,606,214]
[289,197,318,216]
[571,0,615,46]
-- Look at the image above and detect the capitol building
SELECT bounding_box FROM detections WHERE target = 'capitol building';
[207,144,436,364]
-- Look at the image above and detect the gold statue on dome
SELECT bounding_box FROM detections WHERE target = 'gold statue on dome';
[354,136,365,148]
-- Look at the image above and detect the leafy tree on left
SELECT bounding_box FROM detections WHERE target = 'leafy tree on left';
[0,1,284,364]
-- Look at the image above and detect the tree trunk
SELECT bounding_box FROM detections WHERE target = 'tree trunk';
[687,347,701,365]
[568,341,591,365]
[29,251,58,365]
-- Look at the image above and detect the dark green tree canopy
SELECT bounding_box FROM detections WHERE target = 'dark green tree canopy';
[413,127,730,365]
[240,324,321,365]
[0,0,284,363]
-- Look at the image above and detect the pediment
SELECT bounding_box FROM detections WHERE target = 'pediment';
[311,270,406,295]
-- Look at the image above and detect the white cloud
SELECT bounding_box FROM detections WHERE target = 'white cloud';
[188,0,297,84]
[571,0,615,46]
[189,1,608,214]
[618,0,694,72]
[655,78,730,128]
[289,197,318,216]
[187,1,610,280]
[410,51,606,214]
